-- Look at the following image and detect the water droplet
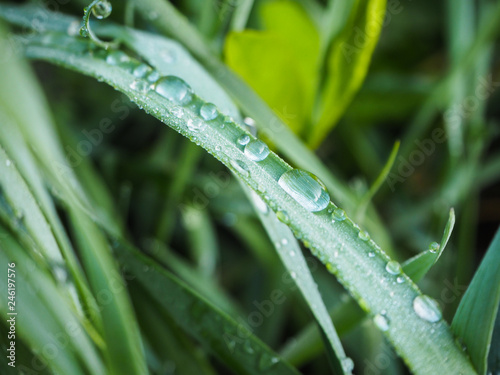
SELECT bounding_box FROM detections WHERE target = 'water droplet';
[237,134,251,146]
[290,271,297,279]
[373,313,390,331]
[133,63,151,78]
[130,79,148,93]
[278,169,330,212]
[258,353,279,371]
[368,252,375,258]
[396,276,405,283]
[200,103,218,121]
[6,159,11,167]
[92,0,112,19]
[187,118,206,132]
[146,70,160,83]
[332,208,346,221]
[429,242,440,253]
[250,191,268,214]
[281,238,288,245]
[276,211,289,224]
[341,357,354,372]
[154,76,193,105]
[413,295,442,323]
[243,340,254,354]
[230,159,250,177]
[385,260,401,275]
[52,263,68,283]
[106,50,129,65]
[358,230,370,241]
[289,250,295,257]
[244,140,270,162]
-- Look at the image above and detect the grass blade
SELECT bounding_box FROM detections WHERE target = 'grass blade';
[452,228,500,375]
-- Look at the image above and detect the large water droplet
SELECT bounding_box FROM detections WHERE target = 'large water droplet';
[237,134,250,146]
[92,0,112,19]
[278,169,330,212]
[200,103,218,121]
[187,118,206,133]
[373,313,390,331]
[413,295,442,323]
[244,140,270,162]
[154,76,193,105]
[385,260,401,275]
[258,353,279,371]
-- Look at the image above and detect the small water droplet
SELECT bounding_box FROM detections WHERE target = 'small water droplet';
[429,242,440,253]
[278,169,330,212]
[230,159,250,177]
[154,76,193,105]
[244,140,270,162]
[6,159,11,167]
[368,252,375,258]
[385,260,401,275]
[243,340,254,354]
[146,70,160,83]
[106,50,129,65]
[92,0,112,19]
[276,211,289,224]
[289,250,295,257]
[130,79,148,93]
[396,276,405,283]
[200,103,218,121]
[237,134,251,146]
[332,208,346,221]
[133,63,151,78]
[281,238,288,245]
[413,295,442,323]
[187,118,206,132]
[373,313,390,331]
[341,357,354,372]
[358,230,370,241]
[290,271,297,279]
[258,353,279,371]
[67,20,81,36]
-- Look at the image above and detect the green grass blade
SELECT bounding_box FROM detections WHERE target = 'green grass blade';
[242,185,349,374]
[13,29,478,374]
[69,208,148,375]
[115,238,301,375]
[451,228,500,375]
[0,227,106,375]
[402,209,456,282]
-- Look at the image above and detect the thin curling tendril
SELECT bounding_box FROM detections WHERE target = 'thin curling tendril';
[80,0,117,50]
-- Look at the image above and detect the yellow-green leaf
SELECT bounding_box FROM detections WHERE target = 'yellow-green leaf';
[310,0,387,147]
[224,0,320,136]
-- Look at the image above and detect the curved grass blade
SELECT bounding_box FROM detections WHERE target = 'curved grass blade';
[452,228,500,375]
[402,208,455,283]
[0,227,106,375]
[114,238,301,375]
[15,31,478,374]
[243,186,350,374]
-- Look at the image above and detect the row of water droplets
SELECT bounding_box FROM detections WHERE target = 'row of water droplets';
[103,46,445,330]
